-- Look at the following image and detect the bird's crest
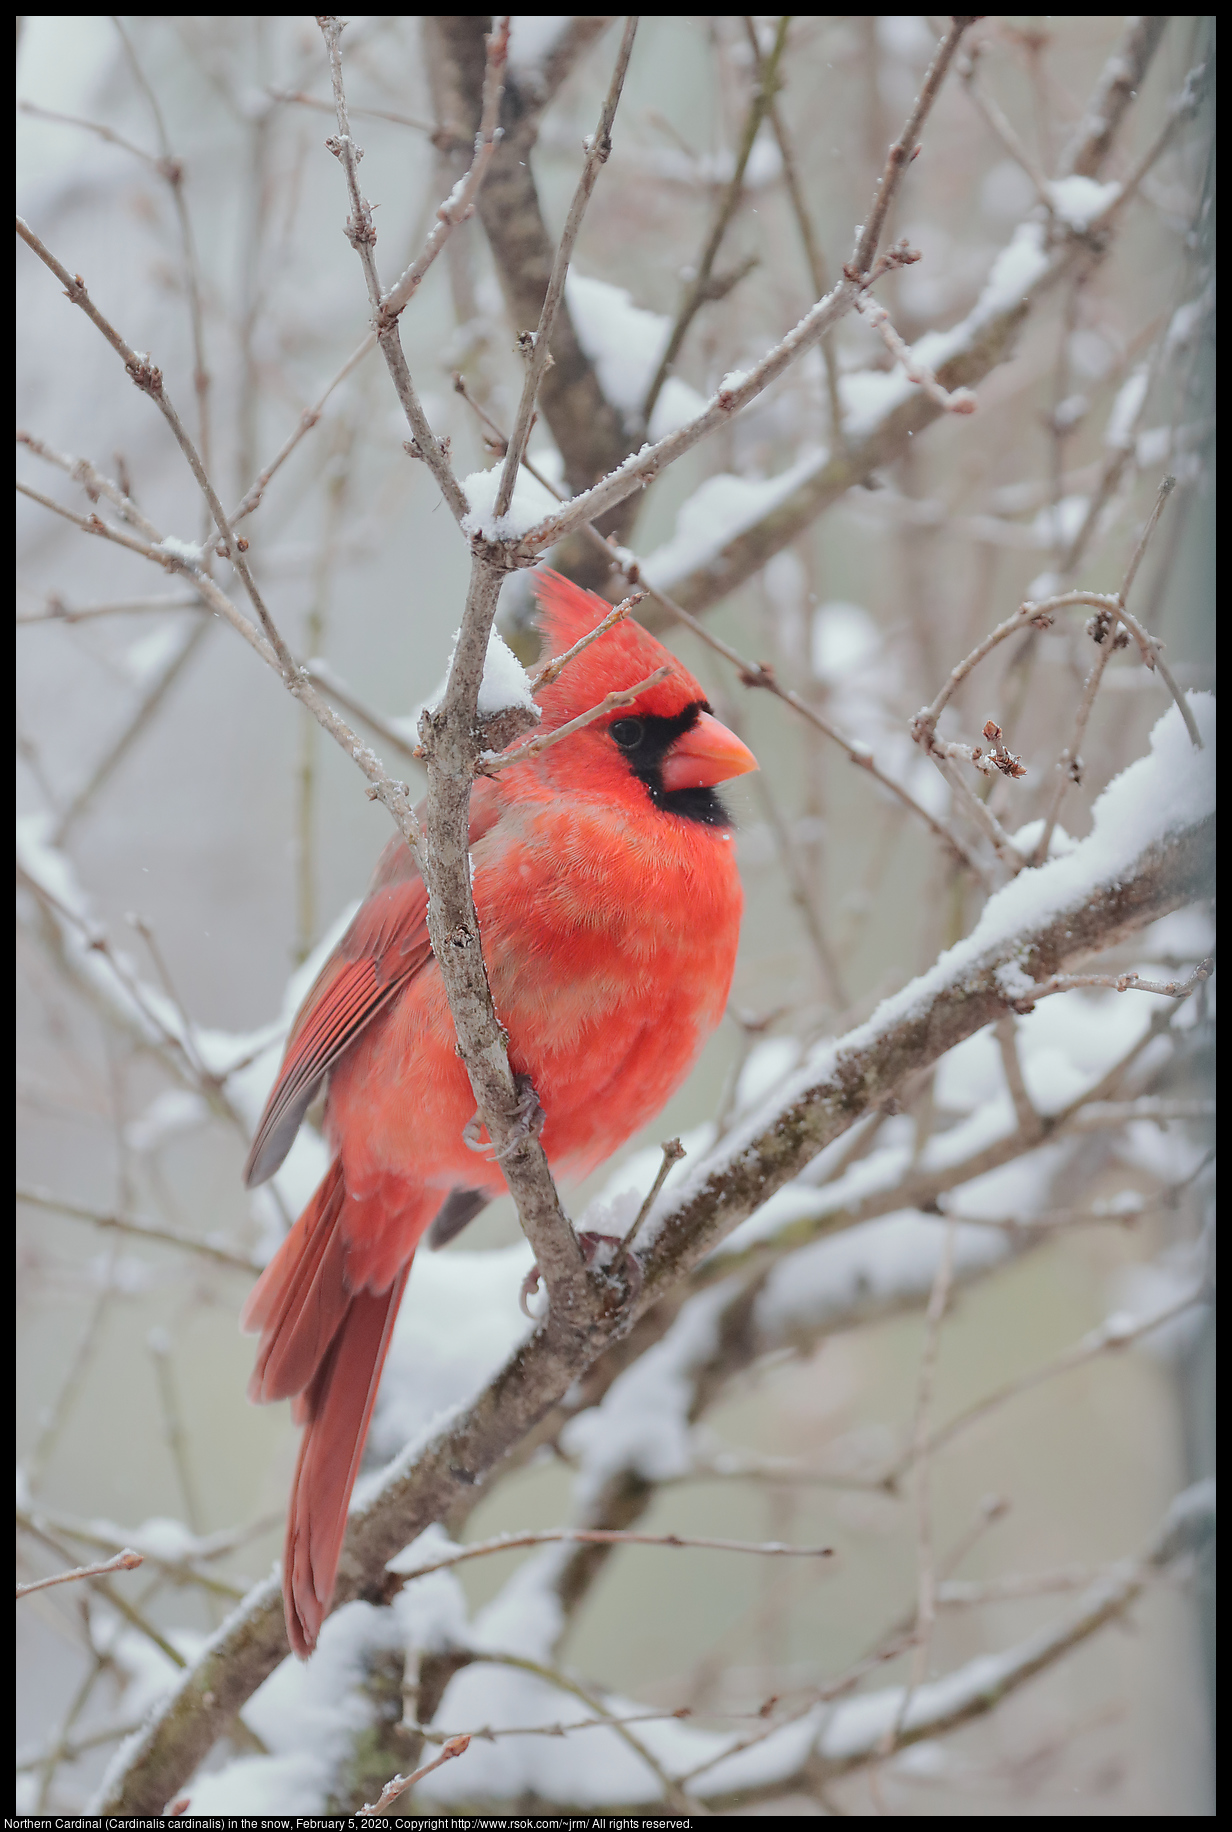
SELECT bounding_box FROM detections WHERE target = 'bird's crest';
[533,569,705,727]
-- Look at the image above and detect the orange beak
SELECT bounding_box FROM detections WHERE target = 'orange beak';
[660,711,759,793]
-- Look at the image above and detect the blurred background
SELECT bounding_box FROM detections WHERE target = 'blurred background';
[17,15,1214,1814]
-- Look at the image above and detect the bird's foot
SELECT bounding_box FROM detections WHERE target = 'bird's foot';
[518,1230,643,1319]
[463,1075,546,1162]
[493,1073,546,1161]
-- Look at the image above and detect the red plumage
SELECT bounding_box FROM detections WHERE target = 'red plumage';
[242,571,756,1655]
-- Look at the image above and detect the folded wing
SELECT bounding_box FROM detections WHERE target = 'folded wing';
[244,783,503,1188]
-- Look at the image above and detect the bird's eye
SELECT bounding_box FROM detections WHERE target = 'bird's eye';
[610,717,644,750]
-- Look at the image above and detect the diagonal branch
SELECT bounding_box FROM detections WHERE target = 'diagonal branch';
[423,15,632,511]
[494,17,639,519]
[97,798,1212,1814]
[641,15,789,425]
[1056,16,1169,179]
[317,15,473,525]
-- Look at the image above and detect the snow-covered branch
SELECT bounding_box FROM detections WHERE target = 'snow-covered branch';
[99,693,1212,1812]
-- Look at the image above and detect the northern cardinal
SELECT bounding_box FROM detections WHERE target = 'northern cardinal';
[242,571,757,1655]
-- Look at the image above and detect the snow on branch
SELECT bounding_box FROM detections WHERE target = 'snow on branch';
[635,696,1214,1291]
[98,694,1213,1814]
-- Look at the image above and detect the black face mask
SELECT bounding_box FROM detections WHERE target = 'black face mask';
[609,702,734,829]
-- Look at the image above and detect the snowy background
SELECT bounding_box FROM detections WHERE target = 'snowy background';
[17,15,1214,1816]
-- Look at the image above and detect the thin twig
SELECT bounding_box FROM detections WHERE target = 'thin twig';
[17,99,159,169]
[17,478,167,561]
[17,1184,262,1275]
[474,1649,694,1812]
[17,1548,143,1599]
[995,1019,1036,1132]
[621,1139,687,1252]
[530,592,644,689]
[958,51,1051,202]
[1087,59,1209,232]
[18,430,164,542]
[378,25,508,323]
[111,16,214,480]
[850,19,977,279]
[229,333,375,524]
[741,16,845,446]
[15,220,426,851]
[357,1736,471,1816]
[317,15,471,524]
[480,666,671,773]
[1010,959,1213,1009]
[15,217,298,676]
[148,1330,206,1537]
[749,761,850,1006]
[495,17,638,519]
[889,1284,1209,1483]
[642,15,789,425]
[396,1524,836,1585]
[267,86,433,135]
[16,591,202,624]
[54,622,211,846]
[931,751,1025,876]
[1033,623,1118,864]
[855,298,978,415]
[16,1514,186,1669]
[300,658,424,767]
[418,1708,702,1747]
[881,1221,956,1760]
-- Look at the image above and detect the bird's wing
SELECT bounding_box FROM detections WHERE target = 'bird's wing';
[243,782,503,1187]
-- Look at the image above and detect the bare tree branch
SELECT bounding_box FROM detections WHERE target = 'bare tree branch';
[97,802,1211,1813]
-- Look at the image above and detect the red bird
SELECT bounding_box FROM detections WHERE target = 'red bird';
[242,571,757,1655]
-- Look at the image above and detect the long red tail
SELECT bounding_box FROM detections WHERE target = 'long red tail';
[243,1161,410,1657]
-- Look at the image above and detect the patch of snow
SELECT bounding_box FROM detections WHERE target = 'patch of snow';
[977,219,1051,313]
[507,16,571,75]
[565,271,707,438]
[188,1596,409,1814]
[1105,363,1149,451]
[647,127,781,191]
[812,601,880,682]
[734,1036,802,1117]
[369,1244,536,1461]
[1046,175,1120,230]
[385,1524,472,1652]
[1135,426,1172,469]
[980,159,1037,221]
[1109,1240,1210,1361]
[1032,493,1089,547]
[467,1544,566,1664]
[123,1516,202,1562]
[461,464,562,541]
[1133,905,1215,963]
[1009,819,1077,861]
[124,1087,209,1153]
[153,534,205,566]
[1068,327,1114,381]
[1113,1118,1212,1186]
[478,625,537,716]
[641,448,825,590]
[839,365,913,436]
[1166,293,1210,352]
[123,623,188,688]
[877,15,936,59]
[560,1284,735,1506]
[755,1212,1011,1343]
